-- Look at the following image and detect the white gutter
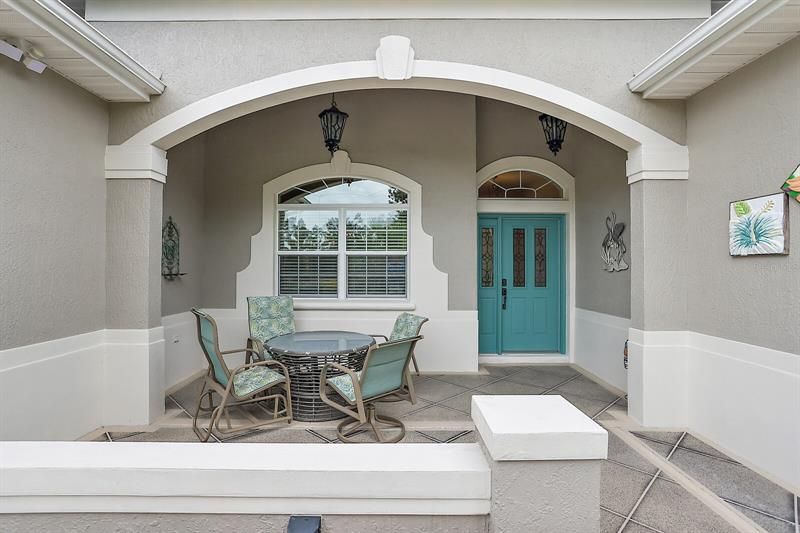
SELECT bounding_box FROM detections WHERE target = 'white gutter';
[628,0,790,98]
[3,0,165,101]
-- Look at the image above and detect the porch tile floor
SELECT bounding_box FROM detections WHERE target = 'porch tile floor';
[81,364,799,533]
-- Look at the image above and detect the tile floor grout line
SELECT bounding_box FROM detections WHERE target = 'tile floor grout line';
[610,425,767,533]
[600,506,666,533]
[413,372,596,419]
[605,458,676,483]
[443,430,473,443]
[306,429,335,443]
[724,498,798,525]
[541,373,582,394]
[631,433,741,466]
[592,396,622,420]
[169,394,221,443]
[415,431,444,443]
[423,368,581,407]
[617,432,687,533]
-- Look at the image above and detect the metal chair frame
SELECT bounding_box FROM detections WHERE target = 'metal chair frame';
[319,336,422,443]
[191,308,293,442]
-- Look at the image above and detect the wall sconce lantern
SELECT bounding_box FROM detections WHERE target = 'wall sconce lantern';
[539,114,568,156]
[319,94,348,154]
[162,216,186,280]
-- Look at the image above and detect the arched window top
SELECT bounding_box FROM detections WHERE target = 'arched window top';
[279,177,408,205]
[478,170,564,200]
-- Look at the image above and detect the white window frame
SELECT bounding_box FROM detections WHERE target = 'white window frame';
[276,191,410,302]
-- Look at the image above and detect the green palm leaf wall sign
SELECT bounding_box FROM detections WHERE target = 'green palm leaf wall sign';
[729,193,788,256]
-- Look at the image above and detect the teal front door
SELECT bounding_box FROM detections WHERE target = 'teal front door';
[478,215,565,354]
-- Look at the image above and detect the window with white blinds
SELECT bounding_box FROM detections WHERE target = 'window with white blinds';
[277,178,408,300]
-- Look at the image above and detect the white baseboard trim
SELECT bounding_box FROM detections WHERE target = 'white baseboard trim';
[478,355,569,365]
[162,311,206,390]
[0,326,166,441]
[627,328,800,492]
[0,441,490,515]
[574,308,630,393]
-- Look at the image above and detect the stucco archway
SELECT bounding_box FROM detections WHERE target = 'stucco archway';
[108,36,688,185]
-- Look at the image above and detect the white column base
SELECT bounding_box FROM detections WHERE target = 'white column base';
[626,328,688,427]
[626,328,799,491]
[104,328,165,426]
[0,328,166,440]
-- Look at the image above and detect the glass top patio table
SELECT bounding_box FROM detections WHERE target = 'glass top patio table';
[266,330,375,356]
[264,331,375,422]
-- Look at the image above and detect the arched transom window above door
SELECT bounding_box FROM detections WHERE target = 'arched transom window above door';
[277,177,409,300]
[478,170,564,199]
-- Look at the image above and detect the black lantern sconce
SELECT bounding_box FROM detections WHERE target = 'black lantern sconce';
[539,114,568,156]
[319,94,348,154]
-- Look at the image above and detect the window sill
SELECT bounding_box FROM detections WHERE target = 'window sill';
[293,299,415,311]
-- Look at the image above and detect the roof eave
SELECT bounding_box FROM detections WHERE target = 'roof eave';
[4,0,165,102]
[627,0,789,98]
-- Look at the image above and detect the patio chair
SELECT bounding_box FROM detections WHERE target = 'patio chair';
[370,312,428,403]
[246,295,295,362]
[319,335,422,443]
[191,308,293,442]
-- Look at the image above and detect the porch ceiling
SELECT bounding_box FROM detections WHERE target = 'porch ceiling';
[0,0,164,101]
[628,0,800,99]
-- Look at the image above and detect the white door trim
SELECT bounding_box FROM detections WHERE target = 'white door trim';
[476,157,577,363]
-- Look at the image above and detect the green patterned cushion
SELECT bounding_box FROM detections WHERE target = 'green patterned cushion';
[248,296,296,344]
[327,371,362,404]
[389,312,428,341]
[233,366,284,397]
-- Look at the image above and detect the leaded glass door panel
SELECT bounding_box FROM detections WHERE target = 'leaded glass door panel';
[478,214,564,354]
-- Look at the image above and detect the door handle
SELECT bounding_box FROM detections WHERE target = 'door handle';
[501,278,507,310]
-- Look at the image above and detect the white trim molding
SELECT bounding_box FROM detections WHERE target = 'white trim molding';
[627,328,800,492]
[574,309,630,392]
[476,157,577,362]
[0,327,166,441]
[105,145,168,182]
[2,0,164,102]
[628,0,798,99]
[85,0,710,21]
[0,442,491,515]
[114,36,688,186]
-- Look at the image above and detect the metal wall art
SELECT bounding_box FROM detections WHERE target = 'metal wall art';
[729,193,789,256]
[601,211,629,272]
[162,216,186,280]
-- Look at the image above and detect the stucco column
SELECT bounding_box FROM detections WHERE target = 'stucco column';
[103,145,167,425]
[472,395,607,533]
[626,156,690,427]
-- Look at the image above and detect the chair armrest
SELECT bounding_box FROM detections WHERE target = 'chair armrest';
[229,358,291,382]
[368,334,388,341]
[320,362,360,386]
[246,337,266,362]
[219,347,261,357]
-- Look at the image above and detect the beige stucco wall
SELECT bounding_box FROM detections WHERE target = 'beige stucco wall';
[163,89,477,312]
[162,90,629,317]
[96,19,699,146]
[161,135,206,316]
[476,98,631,319]
[0,63,109,349]
[685,36,800,354]
[573,130,631,319]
